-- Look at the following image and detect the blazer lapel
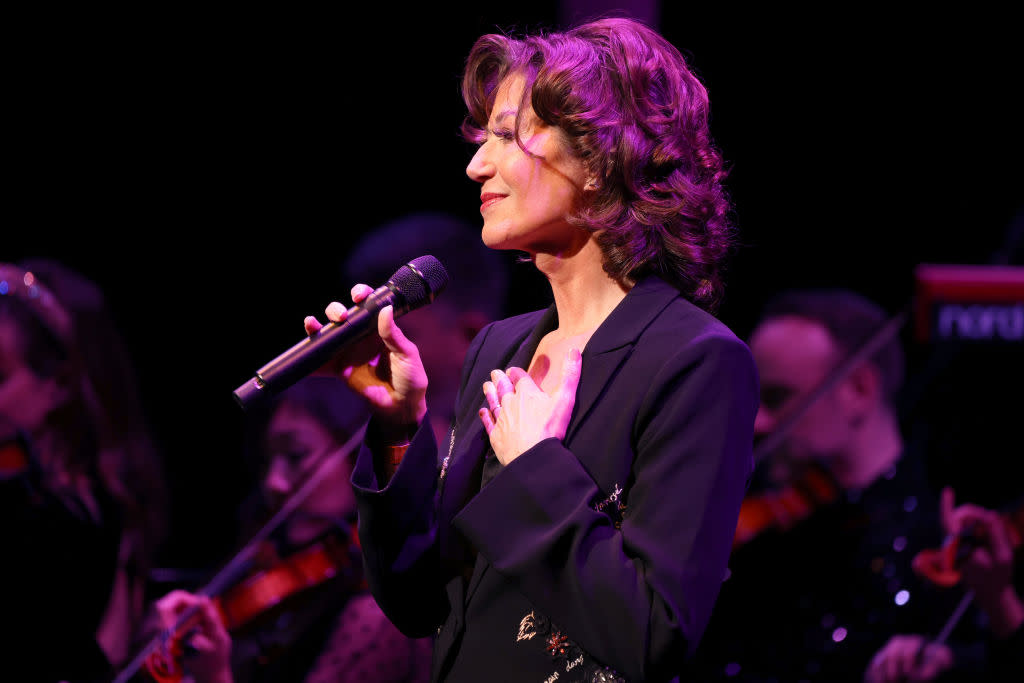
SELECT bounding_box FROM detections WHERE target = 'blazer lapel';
[507,305,558,371]
[439,279,679,595]
[566,276,680,443]
[438,307,557,566]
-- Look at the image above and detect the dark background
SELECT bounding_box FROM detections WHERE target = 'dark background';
[7,3,1023,570]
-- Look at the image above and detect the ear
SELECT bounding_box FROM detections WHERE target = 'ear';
[842,362,881,412]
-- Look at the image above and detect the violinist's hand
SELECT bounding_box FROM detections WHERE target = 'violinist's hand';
[940,487,1022,638]
[155,590,233,683]
[864,634,953,682]
[304,284,428,430]
[478,348,581,466]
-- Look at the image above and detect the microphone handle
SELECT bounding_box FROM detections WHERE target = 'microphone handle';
[233,284,403,408]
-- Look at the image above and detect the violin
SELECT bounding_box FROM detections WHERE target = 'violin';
[114,426,368,683]
[144,531,365,683]
[912,498,1024,588]
[0,429,31,478]
[897,496,1024,663]
[733,461,841,550]
[0,439,28,476]
[218,533,364,633]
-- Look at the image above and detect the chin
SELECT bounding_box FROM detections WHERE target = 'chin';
[480,224,517,250]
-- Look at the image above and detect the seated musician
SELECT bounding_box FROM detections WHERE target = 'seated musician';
[688,288,987,682]
[134,377,431,683]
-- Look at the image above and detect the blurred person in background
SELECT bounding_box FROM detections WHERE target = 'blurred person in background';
[134,376,432,683]
[689,288,986,682]
[1,258,168,682]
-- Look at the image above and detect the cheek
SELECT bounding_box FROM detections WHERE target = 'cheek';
[542,159,587,216]
[799,402,847,443]
[0,372,54,431]
[508,147,566,194]
[503,158,540,204]
[305,467,355,514]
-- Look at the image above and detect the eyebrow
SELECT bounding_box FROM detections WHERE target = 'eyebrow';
[491,109,517,126]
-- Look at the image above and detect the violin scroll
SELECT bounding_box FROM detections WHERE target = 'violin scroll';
[145,592,231,683]
[912,489,1023,588]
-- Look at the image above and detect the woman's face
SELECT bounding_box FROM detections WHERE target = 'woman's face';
[466,73,589,255]
[0,318,67,436]
[261,403,356,547]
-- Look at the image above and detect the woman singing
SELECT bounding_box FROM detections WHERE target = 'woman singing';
[304,16,758,682]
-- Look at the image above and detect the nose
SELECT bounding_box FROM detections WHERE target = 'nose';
[753,406,776,438]
[466,141,494,183]
[263,459,292,500]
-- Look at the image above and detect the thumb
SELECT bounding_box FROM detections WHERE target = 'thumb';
[377,305,415,355]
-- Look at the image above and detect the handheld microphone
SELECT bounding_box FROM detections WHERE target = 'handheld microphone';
[233,255,449,410]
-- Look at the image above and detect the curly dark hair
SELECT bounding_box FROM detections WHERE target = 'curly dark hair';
[461,16,735,311]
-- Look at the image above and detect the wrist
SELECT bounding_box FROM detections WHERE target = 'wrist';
[398,395,428,436]
[376,398,425,443]
[367,415,420,484]
[372,419,419,446]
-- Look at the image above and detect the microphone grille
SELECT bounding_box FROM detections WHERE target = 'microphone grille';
[409,255,449,297]
[390,255,449,310]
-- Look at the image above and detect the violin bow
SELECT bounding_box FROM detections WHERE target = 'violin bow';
[754,306,910,463]
[113,422,367,683]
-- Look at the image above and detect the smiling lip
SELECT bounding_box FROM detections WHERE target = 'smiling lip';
[480,193,506,212]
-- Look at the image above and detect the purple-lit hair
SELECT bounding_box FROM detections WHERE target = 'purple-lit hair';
[461,17,735,312]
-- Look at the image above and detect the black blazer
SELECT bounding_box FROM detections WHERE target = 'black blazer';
[352,275,758,682]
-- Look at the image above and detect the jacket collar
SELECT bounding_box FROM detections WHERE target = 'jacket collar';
[567,274,680,440]
[506,274,681,363]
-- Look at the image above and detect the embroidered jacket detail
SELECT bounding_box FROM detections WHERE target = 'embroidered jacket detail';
[514,609,627,682]
[591,483,628,530]
[439,423,456,482]
[517,611,538,642]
